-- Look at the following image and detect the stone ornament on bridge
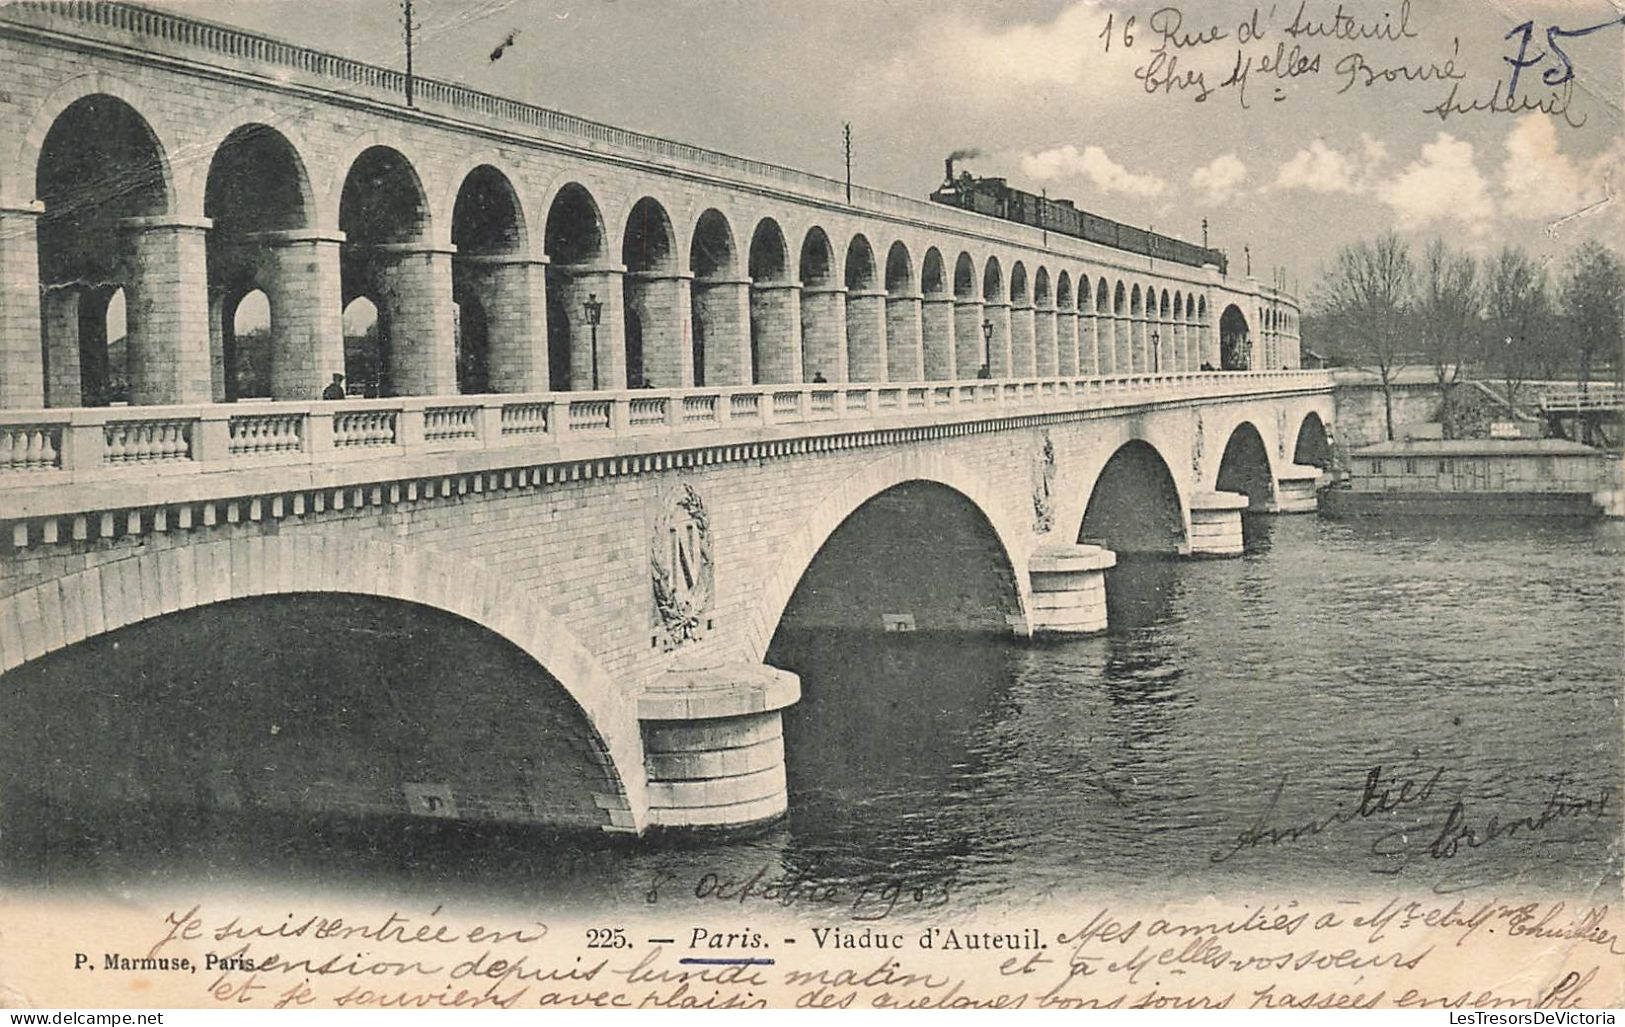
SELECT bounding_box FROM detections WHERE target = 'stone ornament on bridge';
[1032,429,1056,534]
[1191,409,1206,479]
[649,481,714,647]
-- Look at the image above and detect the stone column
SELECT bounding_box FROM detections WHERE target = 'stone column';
[1187,490,1248,557]
[367,242,459,397]
[120,215,213,405]
[985,301,1012,378]
[457,253,551,393]
[1035,303,1058,377]
[1173,321,1188,373]
[1056,308,1078,376]
[800,285,847,382]
[921,295,956,381]
[1274,464,1326,513]
[558,263,626,391]
[1114,314,1132,374]
[885,291,924,382]
[40,287,81,407]
[845,288,888,383]
[1009,300,1035,377]
[751,281,801,385]
[626,270,692,389]
[1083,313,1101,375]
[638,661,800,832]
[258,230,347,400]
[1027,542,1116,634]
[953,298,984,378]
[0,203,44,409]
[1130,312,1147,373]
[694,277,752,385]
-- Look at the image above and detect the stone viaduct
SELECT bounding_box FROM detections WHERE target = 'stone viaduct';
[0,2,1329,839]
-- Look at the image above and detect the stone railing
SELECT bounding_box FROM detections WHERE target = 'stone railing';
[0,371,1332,485]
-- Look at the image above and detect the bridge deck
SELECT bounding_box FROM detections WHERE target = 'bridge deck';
[0,371,1331,524]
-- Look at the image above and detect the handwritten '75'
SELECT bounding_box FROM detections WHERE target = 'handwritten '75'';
[1504,15,1625,101]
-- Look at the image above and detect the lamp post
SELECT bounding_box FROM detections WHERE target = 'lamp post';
[980,317,994,378]
[1151,330,1160,374]
[584,293,604,391]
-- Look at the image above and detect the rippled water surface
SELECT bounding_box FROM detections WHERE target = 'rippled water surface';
[7,516,1621,913]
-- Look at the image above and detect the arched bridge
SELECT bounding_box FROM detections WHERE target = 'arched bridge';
[0,3,1330,840]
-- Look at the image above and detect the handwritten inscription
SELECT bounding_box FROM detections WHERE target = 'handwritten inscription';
[1101,1,1601,122]
[34,895,1606,1008]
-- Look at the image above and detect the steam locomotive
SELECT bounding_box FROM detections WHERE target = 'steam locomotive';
[929,157,1227,275]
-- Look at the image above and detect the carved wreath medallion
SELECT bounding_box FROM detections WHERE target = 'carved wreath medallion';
[650,482,714,645]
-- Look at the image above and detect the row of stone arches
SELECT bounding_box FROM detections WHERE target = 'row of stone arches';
[15,86,1273,409]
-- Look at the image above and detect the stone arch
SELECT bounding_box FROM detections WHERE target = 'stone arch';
[17,73,178,211]
[1078,438,1188,554]
[844,233,878,291]
[1009,261,1030,306]
[1293,410,1334,467]
[196,115,316,232]
[33,88,183,407]
[0,536,646,830]
[884,240,914,295]
[750,450,1034,657]
[799,226,836,287]
[323,130,441,242]
[982,256,1004,302]
[748,217,790,283]
[1034,266,1052,308]
[689,209,743,386]
[921,247,947,297]
[953,251,977,298]
[1056,270,1072,310]
[437,154,538,258]
[1220,303,1250,370]
[1214,419,1277,509]
[450,164,531,394]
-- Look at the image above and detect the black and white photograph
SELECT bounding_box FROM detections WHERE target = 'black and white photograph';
[0,0,1620,1011]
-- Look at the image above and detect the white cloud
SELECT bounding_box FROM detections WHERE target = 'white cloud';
[1274,139,1364,194]
[864,3,1139,103]
[1018,144,1166,199]
[1499,115,1623,229]
[1376,132,1495,234]
[1269,134,1389,196]
[1191,154,1247,204]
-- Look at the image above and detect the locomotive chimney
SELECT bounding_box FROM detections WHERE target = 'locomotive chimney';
[944,156,955,187]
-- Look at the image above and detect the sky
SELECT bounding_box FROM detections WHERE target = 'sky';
[143,0,1622,317]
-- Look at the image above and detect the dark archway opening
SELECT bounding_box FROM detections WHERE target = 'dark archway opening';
[1293,412,1333,468]
[454,294,491,394]
[1216,423,1275,511]
[451,165,526,395]
[36,95,170,407]
[765,481,1022,871]
[1220,304,1250,371]
[339,146,430,398]
[0,593,619,888]
[1080,441,1185,554]
[205,124,312,400]
[543,183,607,391]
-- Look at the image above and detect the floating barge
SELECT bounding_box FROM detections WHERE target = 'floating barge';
[1320,438,1621,518]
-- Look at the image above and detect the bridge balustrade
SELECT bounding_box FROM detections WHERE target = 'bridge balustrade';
[0,371,1332,486]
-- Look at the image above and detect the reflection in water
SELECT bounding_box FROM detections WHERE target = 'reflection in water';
[1,517,1619,911]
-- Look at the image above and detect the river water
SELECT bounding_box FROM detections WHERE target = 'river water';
[5,515,1620,917]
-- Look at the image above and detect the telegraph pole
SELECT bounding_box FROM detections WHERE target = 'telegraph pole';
[402,0,417,108]
[842,123,852,204]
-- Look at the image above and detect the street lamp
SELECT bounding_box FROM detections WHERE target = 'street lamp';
[584,292,604,391]
[1151,330,1160,374]
[981,318,993,378]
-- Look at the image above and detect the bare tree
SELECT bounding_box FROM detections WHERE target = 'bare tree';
[1483,246,1549,413]
[1561,241,1624,394]
[1414,239,1480,437]
[1316,233,1414,440]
